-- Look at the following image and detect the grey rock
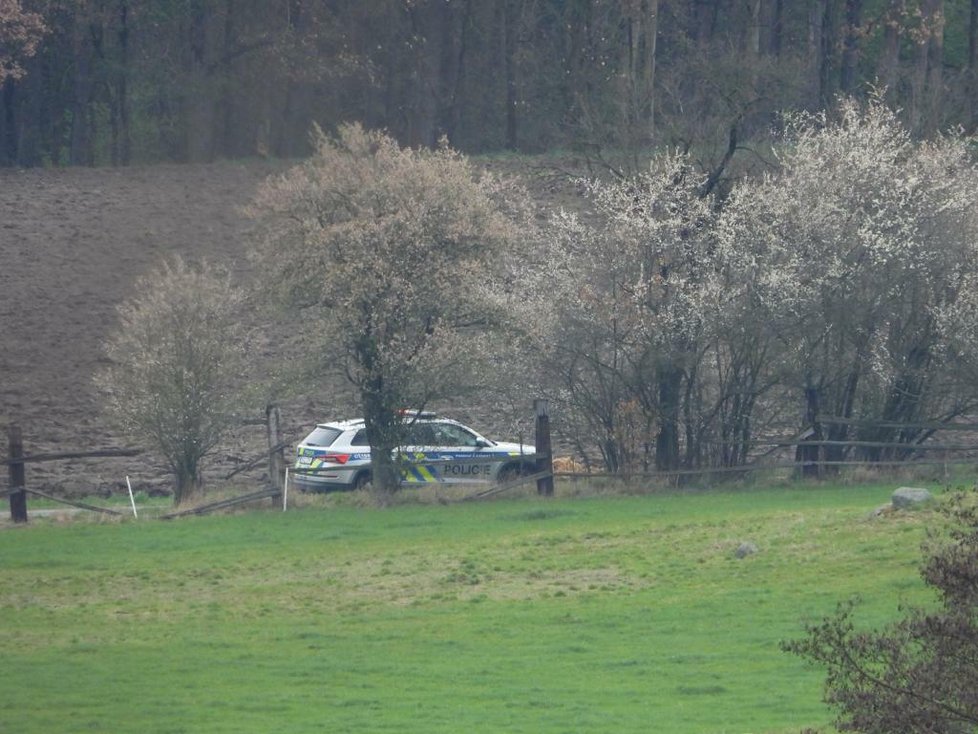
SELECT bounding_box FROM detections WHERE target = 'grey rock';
[734,542,759,559]
[891,487,933,509]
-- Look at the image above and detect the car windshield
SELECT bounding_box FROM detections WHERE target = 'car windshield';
[303,426,343,447]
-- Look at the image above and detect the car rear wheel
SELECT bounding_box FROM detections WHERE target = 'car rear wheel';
[353,471,372,490]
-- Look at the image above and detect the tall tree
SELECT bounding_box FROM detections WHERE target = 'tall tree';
[840,0,863,93]
[909,0,946,134]
[542,151,723,472]
[722,98,978,469]
[251,124,523,495]
[969,0,977,129]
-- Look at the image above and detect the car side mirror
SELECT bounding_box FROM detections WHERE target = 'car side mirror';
[475,438,491,448]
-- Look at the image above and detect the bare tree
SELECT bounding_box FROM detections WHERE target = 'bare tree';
[96,257,252,505]
[251,123,522,496]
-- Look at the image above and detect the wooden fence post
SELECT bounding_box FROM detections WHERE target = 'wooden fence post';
[8,425,27,523]
[535,399,554,497]
[266,404,285,508]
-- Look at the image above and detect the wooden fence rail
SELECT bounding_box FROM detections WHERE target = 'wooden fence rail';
[5,408,976,523]
[2,448,143,466]
[4,406,287,522]
[160,486,281,520]
[4,424,143,522]
[814,416,978,431]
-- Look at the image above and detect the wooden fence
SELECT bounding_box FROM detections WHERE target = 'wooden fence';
[7,408,971,522]
[2,405,289,523]
[550,415,978,484]
[3,424,142,522]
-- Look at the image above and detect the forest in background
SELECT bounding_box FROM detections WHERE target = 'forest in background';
[2,0,977,168]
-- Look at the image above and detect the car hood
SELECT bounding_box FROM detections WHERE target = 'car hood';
[492,440,536,456]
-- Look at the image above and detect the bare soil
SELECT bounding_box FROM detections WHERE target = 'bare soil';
[0,160,292,497]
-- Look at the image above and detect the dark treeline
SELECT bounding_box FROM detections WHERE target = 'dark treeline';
[2,0,977,167]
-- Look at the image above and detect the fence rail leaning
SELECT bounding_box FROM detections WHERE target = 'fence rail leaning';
[3,424,143,523]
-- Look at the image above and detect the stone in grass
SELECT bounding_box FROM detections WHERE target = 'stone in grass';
[734,542,759,559]
[891,486,934,510]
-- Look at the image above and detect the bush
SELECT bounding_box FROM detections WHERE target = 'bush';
[784,490,978,733]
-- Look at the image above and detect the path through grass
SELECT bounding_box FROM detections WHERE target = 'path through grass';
[0,484,940,733]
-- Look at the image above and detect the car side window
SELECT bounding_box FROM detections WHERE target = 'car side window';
[407,423,437,445]
[350,429,369,446]
[434,424,479,447]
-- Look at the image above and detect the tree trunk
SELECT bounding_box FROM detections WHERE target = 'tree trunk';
[971,0,978,130]
[808,2,825,105]
[823,366,860,469]
[876,0,903,100]
[174,458,201,506]
[655,365,683,471]
[796,384,823,478]
[184,1,215,162]
[747,0,762,59]
[910,0,945,134]
[69,17,93,166]
[218,0,236,159]
[692,0,719,46]
[624,0,657,147]
[644,0,658,135]
[361,382,402,497]
[770,0,784,56]
[503,0,519,150]
[924,0,945,133]
[818,0,839,108]
[437,0,468,145]
[112,0,131,165]
[840,0,863,93]
[1,78,15,165]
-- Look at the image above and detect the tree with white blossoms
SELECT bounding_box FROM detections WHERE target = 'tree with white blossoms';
[720,97,978,471]
[96,257,252,505]
[251,123,522,495]
[543,151,726,472]
[542,96,978,475]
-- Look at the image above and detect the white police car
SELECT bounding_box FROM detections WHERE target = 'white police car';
[292,411,536,490]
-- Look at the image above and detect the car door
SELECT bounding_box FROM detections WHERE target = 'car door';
[428,423,497,483]
[397,422,442,484]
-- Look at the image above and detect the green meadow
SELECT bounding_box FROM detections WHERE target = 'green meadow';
[0,484,942,733]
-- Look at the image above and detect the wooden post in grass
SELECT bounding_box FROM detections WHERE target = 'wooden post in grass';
[8,425,27,523]
[534,399,554,497]
[266,404,285,508]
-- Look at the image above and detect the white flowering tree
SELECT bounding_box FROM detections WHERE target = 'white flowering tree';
[97,257,251,504]
[542,96,978,475]
[720,97,978,469]
[542,152,729,471]
[251,124,521,495]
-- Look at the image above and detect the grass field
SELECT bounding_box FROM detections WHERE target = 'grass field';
[0,483,943,733]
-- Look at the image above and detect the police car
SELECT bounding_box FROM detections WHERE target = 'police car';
[291,411,536,490]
